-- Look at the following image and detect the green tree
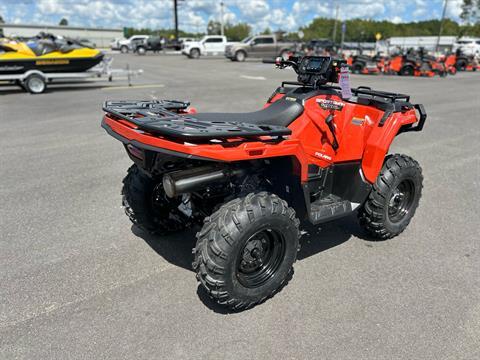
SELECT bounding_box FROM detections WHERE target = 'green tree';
[298,17,479,42]
[207,20,221,35]
[225,23,251,40]
[59,18,68,26]
[261,27,272,35]
[461,0,480,23]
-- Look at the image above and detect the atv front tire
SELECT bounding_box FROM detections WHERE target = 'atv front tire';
[193,192,300,310]
[122,165,187,234]
[358,154,423,240]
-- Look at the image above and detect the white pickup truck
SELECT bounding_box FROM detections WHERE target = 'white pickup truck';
[453,37,480,56]
[181,35,230,59]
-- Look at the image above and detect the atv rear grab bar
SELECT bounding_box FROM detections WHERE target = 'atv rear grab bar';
[412,104,427,131]
[399,104,427,133]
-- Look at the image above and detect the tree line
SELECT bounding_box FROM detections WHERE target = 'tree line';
[294,18,480,42]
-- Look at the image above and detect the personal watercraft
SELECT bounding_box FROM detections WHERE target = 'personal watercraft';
[0,33,104,75]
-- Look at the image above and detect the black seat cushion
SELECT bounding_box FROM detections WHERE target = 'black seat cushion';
[191,99,304,127]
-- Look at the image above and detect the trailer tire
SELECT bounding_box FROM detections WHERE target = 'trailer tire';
[122,165,188,234]
[193,192,300,310]
[358,154,423,240]
[24,74,46,94]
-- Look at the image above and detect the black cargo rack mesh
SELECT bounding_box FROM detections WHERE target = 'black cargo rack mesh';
[103,100,291,142]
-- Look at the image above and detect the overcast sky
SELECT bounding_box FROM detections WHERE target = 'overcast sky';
[0,0,464,32]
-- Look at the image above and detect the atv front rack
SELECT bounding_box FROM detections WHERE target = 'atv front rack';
[103,100,291,142]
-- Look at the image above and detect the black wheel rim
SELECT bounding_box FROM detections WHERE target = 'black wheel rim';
[388,179,415,223]
[236,228,286,288]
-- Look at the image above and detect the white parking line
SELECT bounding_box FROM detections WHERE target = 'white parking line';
[240,75,266,80]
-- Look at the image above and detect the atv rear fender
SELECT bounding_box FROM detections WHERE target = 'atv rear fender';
[361,105,425,182]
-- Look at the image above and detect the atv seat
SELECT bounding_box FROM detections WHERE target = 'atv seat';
[192,98,304,127]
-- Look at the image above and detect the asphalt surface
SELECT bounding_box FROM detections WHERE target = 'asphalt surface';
[1,54,479,359]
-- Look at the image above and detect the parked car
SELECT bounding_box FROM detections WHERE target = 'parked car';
[112,35,149,53]
[225,35,295,62]
[181,35,231,59]
[453,37,480,56]
[131,36,163,55]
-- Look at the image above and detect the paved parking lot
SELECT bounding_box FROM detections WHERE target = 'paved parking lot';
[1,54,479,359]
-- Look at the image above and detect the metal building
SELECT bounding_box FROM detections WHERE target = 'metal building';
[388,36,457,52]
[1,23,123,48]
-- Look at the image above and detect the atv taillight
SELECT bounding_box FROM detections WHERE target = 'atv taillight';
[126,144,144,160]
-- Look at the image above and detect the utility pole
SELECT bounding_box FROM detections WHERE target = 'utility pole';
[173,0,179,40]
[340,21,346,53]
[435,0,449,53]
[332,1,339,43]
[220,1,225,36]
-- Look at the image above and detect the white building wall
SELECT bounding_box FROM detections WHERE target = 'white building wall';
[388,36,457,51]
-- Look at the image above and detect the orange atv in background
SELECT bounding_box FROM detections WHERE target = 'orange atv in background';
[386,53,446,77]
[440,54,458,75]
[455,52,479,71]
[102,56,426,310]
[347,54,381,75]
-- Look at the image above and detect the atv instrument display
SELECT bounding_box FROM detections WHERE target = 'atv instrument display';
[102,56,426,310]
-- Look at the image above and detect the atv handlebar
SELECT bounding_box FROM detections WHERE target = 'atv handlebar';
[265,55,344,87]
[262,57,299,71]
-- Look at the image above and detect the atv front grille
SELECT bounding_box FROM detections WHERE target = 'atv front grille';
[103,100,291,142]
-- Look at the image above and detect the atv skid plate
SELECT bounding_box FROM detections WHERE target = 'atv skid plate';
[103,100,291,142]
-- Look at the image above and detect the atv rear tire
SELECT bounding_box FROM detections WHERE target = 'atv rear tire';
[122,165,187,234]
[358,154,423,240]
[193,192,300,310]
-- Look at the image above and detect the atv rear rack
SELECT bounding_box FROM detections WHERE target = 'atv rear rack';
[103,100,292,142]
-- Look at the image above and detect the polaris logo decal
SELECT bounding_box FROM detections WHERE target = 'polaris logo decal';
[314,152,332,161]
[316,99,344,111]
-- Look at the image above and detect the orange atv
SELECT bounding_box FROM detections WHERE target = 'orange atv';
[347,54,381,74]
[440,54,458,75]
[386,53,445,77]
[102,56,426,310]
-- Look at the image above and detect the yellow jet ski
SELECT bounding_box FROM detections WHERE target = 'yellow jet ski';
[0,33,104,75]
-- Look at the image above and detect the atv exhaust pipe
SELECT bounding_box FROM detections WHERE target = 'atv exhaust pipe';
[162,166,245,198]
